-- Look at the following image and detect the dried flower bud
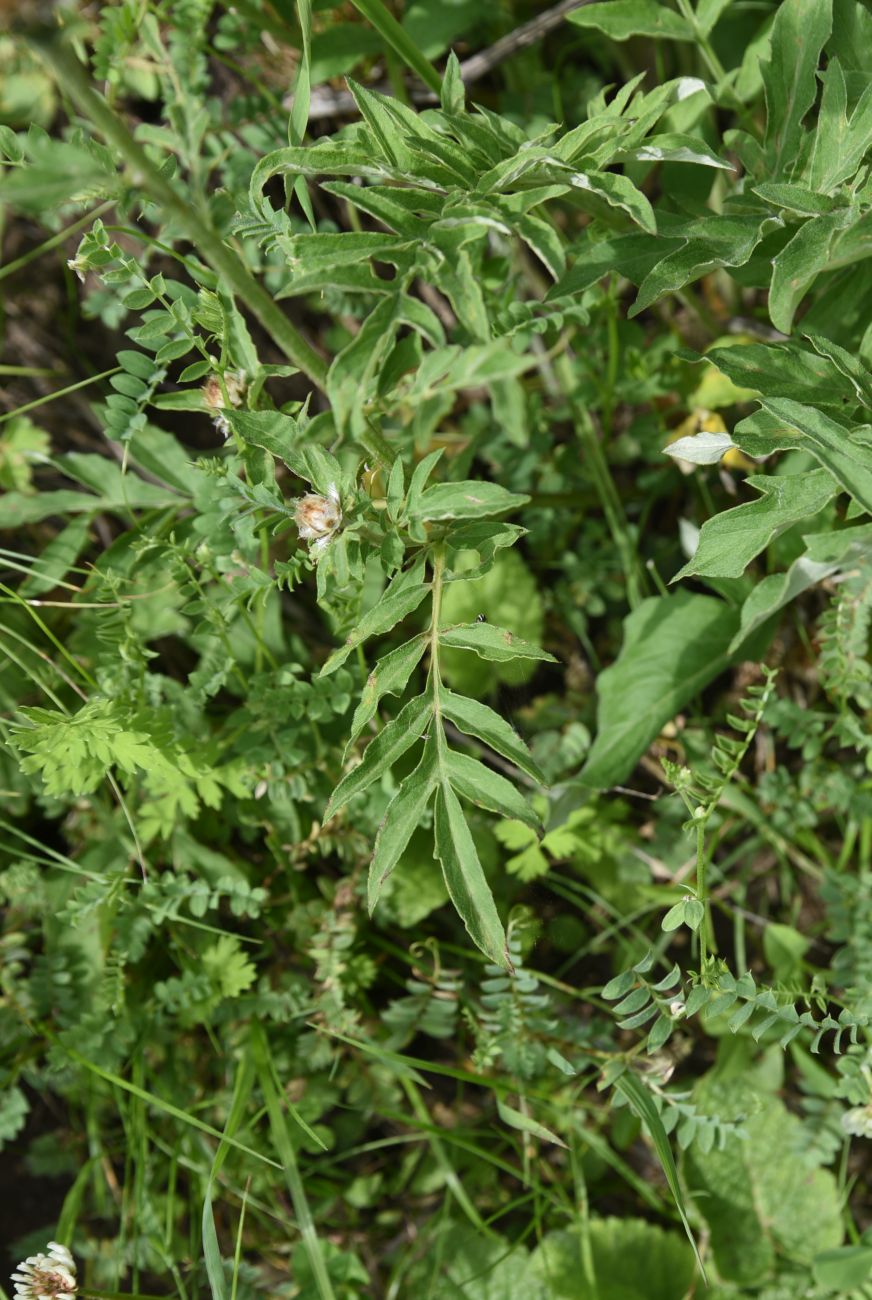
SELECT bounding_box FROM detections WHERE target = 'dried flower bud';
[293,484,342,558]
[11,1241,77,1299]
[201,369,247,438]
[669,999,686,1018]
[66,255,87,283]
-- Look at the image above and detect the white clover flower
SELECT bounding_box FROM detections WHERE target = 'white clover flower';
[11,1241,77,1299]
[842,1105,872,1139]
[293,483,342,558]
[201,369,247,438]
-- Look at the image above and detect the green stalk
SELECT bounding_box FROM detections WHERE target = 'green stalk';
[554,354,647,608]
[0,199,114,283]
[28,28,328,392]
[349,0,443,94]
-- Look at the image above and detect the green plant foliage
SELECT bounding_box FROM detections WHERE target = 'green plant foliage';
[3,1,872,1295]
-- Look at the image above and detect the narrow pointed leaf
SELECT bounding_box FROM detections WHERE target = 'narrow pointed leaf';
[368,740,438,911]
[326,694,432,820]
[434,781,509,968]
[445,749,542,832]
[441,689,545,784]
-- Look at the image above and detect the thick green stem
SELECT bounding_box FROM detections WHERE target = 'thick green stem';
[29,28,329,393]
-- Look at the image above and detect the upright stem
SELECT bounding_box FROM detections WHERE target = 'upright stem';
[429,546,446,739]
[29,28,329,393]
[555,353,647,609]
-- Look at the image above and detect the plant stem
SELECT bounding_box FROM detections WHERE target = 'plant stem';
[0,199,114,283]
[28,28,329,393]
[554,353,647,608]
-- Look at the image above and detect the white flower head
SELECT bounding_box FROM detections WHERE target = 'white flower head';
[201,369,247,438]
[842,1105,872,1139]
[293,483,342,558]
[11,1241,77,1299]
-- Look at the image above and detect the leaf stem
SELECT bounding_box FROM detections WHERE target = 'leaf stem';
[28,28,329,392]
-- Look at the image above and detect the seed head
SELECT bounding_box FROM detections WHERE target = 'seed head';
[11,1241,77,1299]
[201,370,247,438]
[293,484,342,558]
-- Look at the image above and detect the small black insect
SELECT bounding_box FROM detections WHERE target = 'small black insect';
[476,613,487,622]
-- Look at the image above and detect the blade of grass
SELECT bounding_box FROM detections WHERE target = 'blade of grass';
[52,1038,283,1171]
[203,1056,255,1300]
[615,1071,706,1278]
[250,1023,336,1300]
[348,0,442,94]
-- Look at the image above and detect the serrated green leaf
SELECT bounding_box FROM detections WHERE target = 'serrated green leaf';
[321,565,431,676]
[674,470,838,580]
[684,1078,842,1284]
[224,410,306,465]
[411,480,529,522]
[346,635,427,751]
[439,622,556,665]
[440,689,546,784]
[566,0,694,41]
[368,740,438,910]
[325,694,432,820]
[736,398,872,512]
[763,0,833,177]
[444,749,541,832]
[433,780,508,968]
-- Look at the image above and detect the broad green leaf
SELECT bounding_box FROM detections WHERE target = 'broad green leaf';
[769,208,854,333]
[224,409,306,464]
[569,170,656,234]
[403,343,537,399]
[813,1246,872,1291]
[549,232,679,299]
[445,749,541,832]
[321,565,431,676]
[615,1072,703,1272]
[684,1078,842,1284]
[705,340,863,407]
[529,1219,696,1300]
[441,689,546,784]
[616,132,732,170]
[433,780,508,968]
[673,470,838,580]
[581,593,739,789]
[763,0,833,176]
[806,332,872,405]
[410,480,529,523]
[566,1,694,41]
[404,1226,546,1300]
[735,398,872,513]
[325,694,432,820]
[729,524,872,651]
[439,622,556,665]
[440,549,544,694]
[368,739,438,910]
[19,516,91,596]
[631,216,776,316]
[497,1098,567,1147]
